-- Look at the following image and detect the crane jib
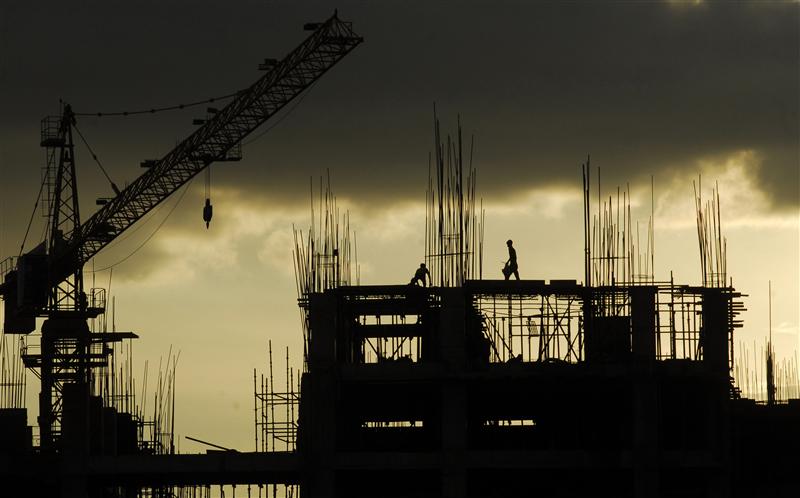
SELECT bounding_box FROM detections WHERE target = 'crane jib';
[48,13,362,289]
[0,12,361,318]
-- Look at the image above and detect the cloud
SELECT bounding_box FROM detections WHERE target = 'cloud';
[489,188,582,220]
[654,149,798,231]
[257,228,295,277]
[89,187,307,284]
[667,0,706,7]
[1,0,796,259]
[352,200,424,244]
[85,145,795,289]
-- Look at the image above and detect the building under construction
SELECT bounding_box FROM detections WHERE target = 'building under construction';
[1,11,799,498]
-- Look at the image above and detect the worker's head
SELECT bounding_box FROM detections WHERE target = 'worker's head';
[420,263,426,268]
[506,239,513,246]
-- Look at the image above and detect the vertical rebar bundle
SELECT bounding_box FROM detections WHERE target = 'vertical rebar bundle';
[694,178,727,288]
[735,341,799,402]
[151,348,179,455]
[424,111,483,287]
[583,163,655,288]
[134,348,179,456]
[293,172,357,366]
[293,172,356,295]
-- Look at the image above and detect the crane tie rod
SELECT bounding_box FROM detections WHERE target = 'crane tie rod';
[72,123,121,195]
[73,92,240,117]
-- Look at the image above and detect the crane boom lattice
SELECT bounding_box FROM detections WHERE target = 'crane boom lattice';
[53,14,361,287]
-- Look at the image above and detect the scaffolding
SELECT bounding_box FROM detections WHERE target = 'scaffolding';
[470,284,584,363]
[255,341,300,453]
[158,484,299,498]
[471,283,744,366]
[0,333,25,409]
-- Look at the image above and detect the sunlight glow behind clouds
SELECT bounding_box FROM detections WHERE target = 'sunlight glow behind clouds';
[18,156,799,451]
[487,188,581,220]
[656,149,797,230]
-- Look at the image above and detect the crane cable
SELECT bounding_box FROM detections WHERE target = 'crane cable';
[100,186,172,251]
[19,122,121,257]
[18,170,48,258]
[81,78,321,267]
[89,177,194,272]
[73,92,239,118]
[241,79,318,147]
[73,123,121,195]
[72,77,316,145]
[203,164,213,229]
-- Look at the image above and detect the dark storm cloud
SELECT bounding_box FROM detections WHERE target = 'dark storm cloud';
[1,1,797,256]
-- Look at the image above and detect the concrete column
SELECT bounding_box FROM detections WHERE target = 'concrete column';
[60,473,89,498]
[701,289,730,375]
[630,286,659,497]
[703,289,733,497]
[302,292,338,498]
[633,376,659,498]
[630,286,656,362]
[439,289,466,369]
[441,384,467,498]
[439,289,467,497]
[308,293,338,369]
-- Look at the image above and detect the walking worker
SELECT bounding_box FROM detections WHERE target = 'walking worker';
[409,262,431,287]
[502,239,520,280]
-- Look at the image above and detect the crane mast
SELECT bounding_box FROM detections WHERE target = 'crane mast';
[46,105,85,312]
[0,12,362,452]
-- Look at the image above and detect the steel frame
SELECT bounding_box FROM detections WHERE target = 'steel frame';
[472,288,584,364]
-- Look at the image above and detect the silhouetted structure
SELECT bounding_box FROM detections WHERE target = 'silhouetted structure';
[289,278,799,498]
[276,156,799,497]
[0,11,362,498]
[1,12,799,498]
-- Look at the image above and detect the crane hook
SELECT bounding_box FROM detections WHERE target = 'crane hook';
[203,198,213,229]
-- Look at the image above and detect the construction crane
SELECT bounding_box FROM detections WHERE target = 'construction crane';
[0,11,362,452]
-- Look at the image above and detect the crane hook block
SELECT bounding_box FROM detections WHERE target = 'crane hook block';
[203,198,213,229]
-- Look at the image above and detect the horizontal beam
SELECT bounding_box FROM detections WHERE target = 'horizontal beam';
[68,452,300,486]
[465,280,585,297]
[333,450,721,470]
[354,323,424,339]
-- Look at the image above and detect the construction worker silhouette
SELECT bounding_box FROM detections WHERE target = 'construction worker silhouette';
[503,239,520,280]
[409,263,431,287]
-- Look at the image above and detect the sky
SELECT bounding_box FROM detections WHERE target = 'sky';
[0,0,798,452]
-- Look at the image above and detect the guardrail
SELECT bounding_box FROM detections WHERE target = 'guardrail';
[0,256,17,281]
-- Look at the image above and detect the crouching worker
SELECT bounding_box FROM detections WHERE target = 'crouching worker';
[409,262,431,287]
